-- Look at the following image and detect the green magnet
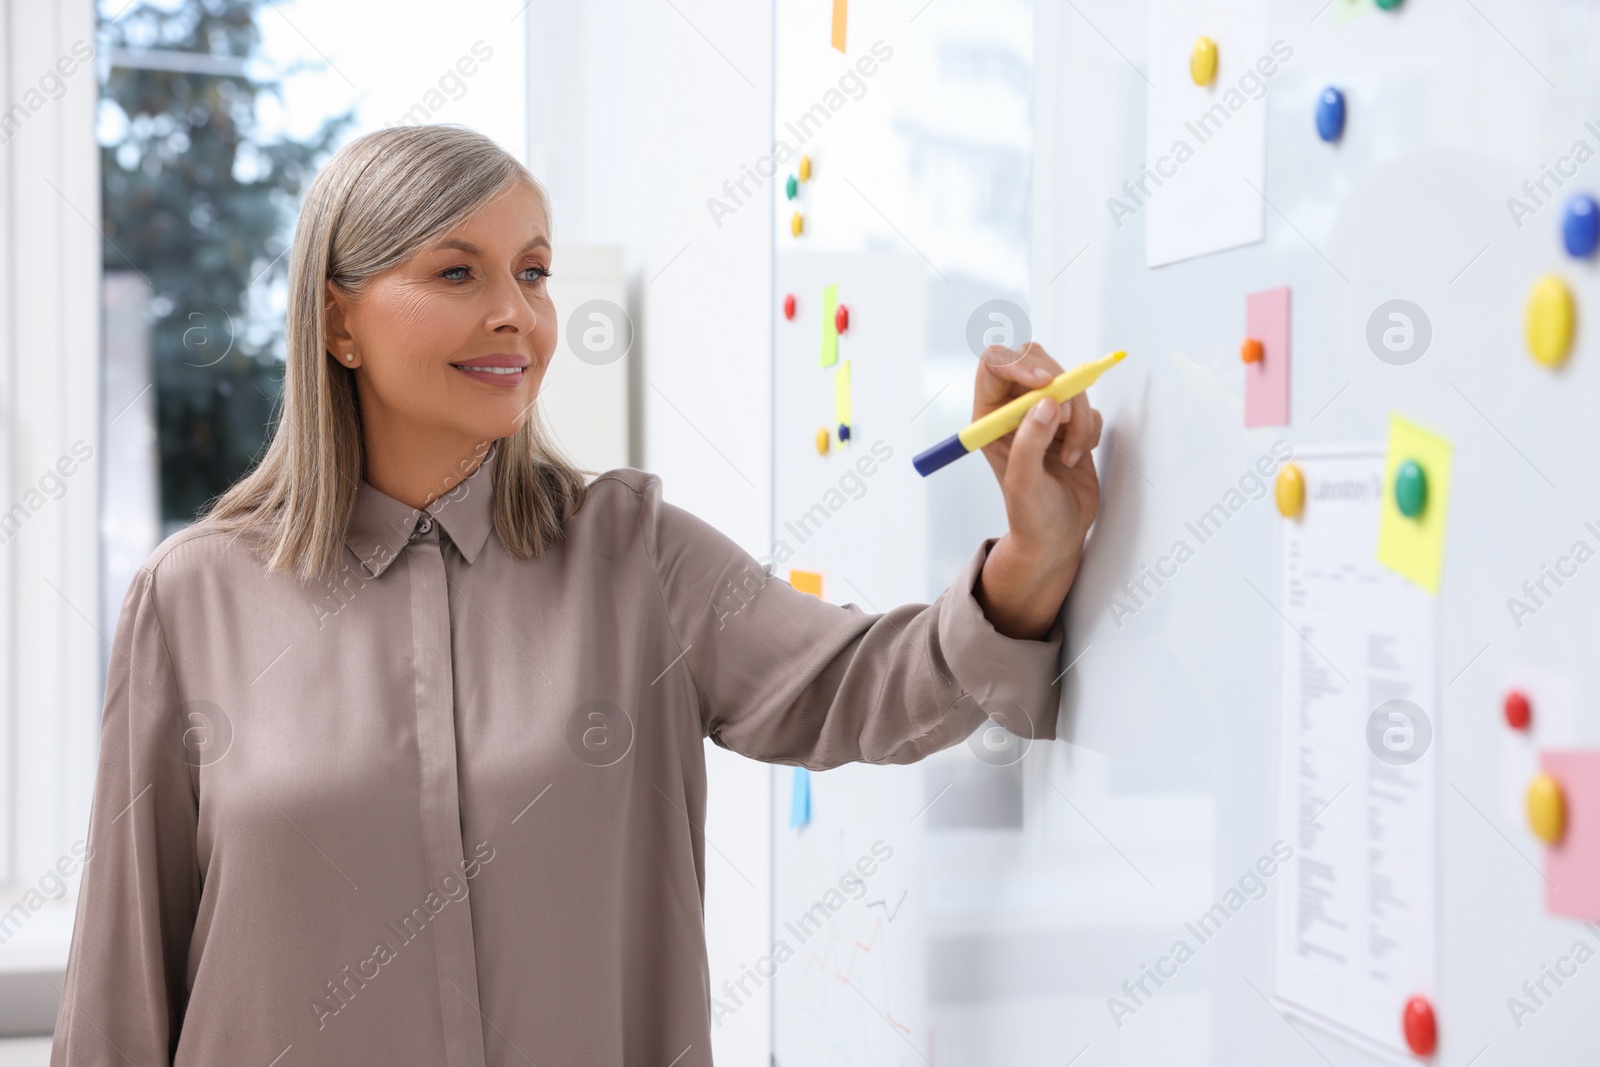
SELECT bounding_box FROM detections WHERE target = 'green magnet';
[1394,459,1426,518]
[786,174,798,200]
[1375,0,1403,9]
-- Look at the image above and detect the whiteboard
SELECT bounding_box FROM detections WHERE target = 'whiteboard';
[774,0,1600,1064]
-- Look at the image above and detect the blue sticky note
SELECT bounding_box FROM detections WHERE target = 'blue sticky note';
[789,767,811,828]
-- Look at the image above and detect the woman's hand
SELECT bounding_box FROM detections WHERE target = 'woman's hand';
[971,342,1104,641]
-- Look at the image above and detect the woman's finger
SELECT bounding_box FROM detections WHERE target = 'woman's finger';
[1058,395,1102,467]
[975,344,1063,411]
[1008,396,1061,491]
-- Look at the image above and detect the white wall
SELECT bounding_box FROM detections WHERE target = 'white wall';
[0,0,105,1025]
[526,6,776,1063]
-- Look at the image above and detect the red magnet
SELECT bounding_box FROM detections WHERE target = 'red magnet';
[1504,689,1531,731]
[783,293,796,320]
[1402,995,1436,1057]
[835,304,849,333]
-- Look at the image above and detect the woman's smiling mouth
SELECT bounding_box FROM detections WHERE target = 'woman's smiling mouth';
[450,353,528,386]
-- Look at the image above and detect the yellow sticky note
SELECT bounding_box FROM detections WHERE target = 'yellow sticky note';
[820,284,839,367]
[790,569,824,597]
[1377,413,1453,594]
[833,360,852,436]
[831,0,847,52]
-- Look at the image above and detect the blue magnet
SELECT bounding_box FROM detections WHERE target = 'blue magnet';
[1562,194,1600,257]
[1316,87,1346,143]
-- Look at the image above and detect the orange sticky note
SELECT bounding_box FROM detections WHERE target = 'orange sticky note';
[790,570,823,598]
[831,0,847,52]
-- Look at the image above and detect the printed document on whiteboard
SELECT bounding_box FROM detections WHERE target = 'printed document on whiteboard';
[1272,444,1438,1059]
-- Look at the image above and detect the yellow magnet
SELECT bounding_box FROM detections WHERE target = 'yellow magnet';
[1527,772,1566,844]
[1525,274,1574,367]
[1190,37,1218,86]
[1275,463,1305,518]
[791,211,804,237]
[815,427,830,455]
[798,155,812,182]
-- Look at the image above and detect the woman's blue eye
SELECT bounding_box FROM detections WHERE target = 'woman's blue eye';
[440,265,551,284]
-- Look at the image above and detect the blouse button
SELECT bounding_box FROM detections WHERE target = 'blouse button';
[416,516,434,534]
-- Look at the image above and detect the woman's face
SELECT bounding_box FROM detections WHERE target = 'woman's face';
[325,181,555,447]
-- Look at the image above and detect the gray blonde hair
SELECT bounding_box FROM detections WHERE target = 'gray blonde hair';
[205,124,590,584]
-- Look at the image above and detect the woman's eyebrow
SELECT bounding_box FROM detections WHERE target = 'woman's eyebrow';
[432,236,551,255]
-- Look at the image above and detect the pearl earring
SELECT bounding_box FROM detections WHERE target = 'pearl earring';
[345,353,355,362]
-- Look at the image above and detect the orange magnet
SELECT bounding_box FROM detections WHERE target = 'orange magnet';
[1402,996,1436,1057]
[783,293,796,320]
[1240,337,1264,363]
[1275,463,1305,518]
[835,304,849,333]
[1504,690,1531,731]
[1528,772,1566,843]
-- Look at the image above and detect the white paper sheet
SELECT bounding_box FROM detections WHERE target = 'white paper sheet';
[1271,445,1438,1059]
[1142,0,1271,266]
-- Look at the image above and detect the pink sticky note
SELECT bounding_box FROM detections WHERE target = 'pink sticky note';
[1544,749,1600,921]
[1244,286,1291,427]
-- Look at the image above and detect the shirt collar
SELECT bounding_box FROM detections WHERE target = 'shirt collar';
[344,444,498,579]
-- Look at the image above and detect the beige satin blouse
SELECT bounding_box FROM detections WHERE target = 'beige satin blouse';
[50,447,1064,1066]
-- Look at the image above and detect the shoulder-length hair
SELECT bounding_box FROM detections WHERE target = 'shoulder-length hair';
[205,124,590,585]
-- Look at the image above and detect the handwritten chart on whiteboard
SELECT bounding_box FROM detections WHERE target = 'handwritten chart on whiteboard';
[1271,445,1437,1059]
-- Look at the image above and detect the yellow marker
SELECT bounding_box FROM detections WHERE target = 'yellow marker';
[799,155,812,182]
[790,211,804,237]
[1527,772,1566,844]
[1190,36,1218,86]
[833,360,852,441]
[1275,463,1305,518]
[815,427,830,455]
[913,351,1126,476]
[1525,273,1574,367]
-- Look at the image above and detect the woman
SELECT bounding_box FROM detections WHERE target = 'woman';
[51,124,1102,1066]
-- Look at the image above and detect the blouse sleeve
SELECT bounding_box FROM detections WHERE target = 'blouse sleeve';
[52,566,200,1066]
[634,473,1065,770]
